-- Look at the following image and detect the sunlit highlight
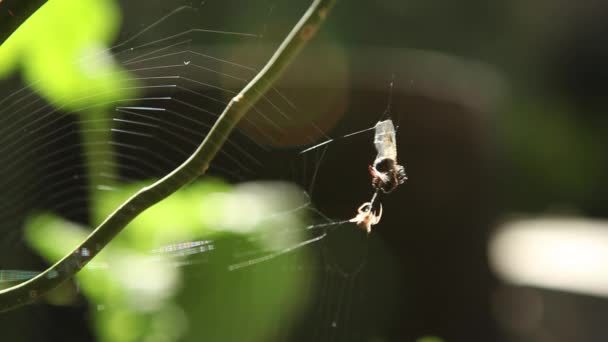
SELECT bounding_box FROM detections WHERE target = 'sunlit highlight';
[490,217,608,297]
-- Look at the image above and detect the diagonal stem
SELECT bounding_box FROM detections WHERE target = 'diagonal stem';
[0,0,336,312]
[0,0,48,45]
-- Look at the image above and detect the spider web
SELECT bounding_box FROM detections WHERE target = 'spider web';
[0,1,396,341]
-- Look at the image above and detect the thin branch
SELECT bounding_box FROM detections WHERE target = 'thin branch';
[0,0,48,44]
[0,0,336,312]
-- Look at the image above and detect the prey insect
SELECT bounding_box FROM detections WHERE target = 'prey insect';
[369,119,407,193]
[302,119,407,195]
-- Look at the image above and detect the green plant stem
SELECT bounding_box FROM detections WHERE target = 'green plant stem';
[0,0,336,312]
[0,0,48,44]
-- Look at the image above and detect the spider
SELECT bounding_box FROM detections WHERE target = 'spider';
[349,201,383,233]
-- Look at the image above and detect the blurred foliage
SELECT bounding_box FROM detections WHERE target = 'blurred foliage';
[498,98,607,211]
[416,337,445,342]
[0,0,135,109]
[93,180,232,251]
[26,180,313,342]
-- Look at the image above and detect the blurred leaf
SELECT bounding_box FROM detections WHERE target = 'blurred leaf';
[26,180,314,342]
[417,337,445,342]
[25,212,89,259]
[94,179,232,251]
[499,99,605,207]
[0,0,135,108]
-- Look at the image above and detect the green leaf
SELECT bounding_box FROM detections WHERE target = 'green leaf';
[0,0,135,109]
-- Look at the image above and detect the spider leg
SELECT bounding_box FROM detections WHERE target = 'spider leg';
[374,203,383,223]
[357,201,372,214]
